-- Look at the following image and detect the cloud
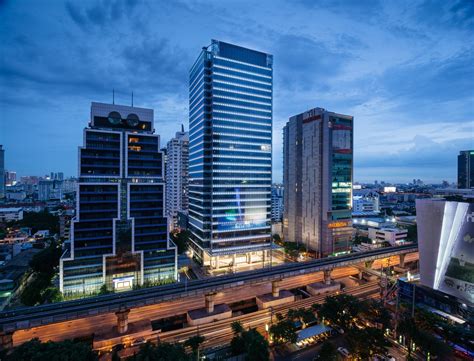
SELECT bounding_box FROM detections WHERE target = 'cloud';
[0,0,473,181]
[65,0,140,29]
[355,135,474,182]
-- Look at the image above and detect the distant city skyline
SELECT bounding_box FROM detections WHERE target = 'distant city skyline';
[1,1,473,183]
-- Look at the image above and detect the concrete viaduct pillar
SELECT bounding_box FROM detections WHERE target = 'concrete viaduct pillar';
[115,307,130,334]
[205,292,217,313]
[323,269,332,285]
[0,331,13,352]
[399,254,406,268]
[272,280,281,298]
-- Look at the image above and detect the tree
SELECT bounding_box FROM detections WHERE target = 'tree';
[30,241,62,276]
[269,318,298,345]
[134,341,189,361]
[20,241,63,306]
[287,308,316,328]
[184,335,205,360]
[98,284,112,295]
[21,273,52,306]
[416,330,453,361]
[6,338,98,361]
[41,287,63,303]
[16,210,60,234]
[353,234,371,245]
[347,327,390,360]
[397,315,419,359]
[405,224,417,242]
[230,321,269,361]
[314,341,337,361]
[318,294,362,330]
[230,321,246,356]
[170,230,191,254]
[397,311,453,361]
[362,299,392,330]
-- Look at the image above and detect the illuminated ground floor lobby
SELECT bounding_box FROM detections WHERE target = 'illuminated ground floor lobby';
[190,248,285,275]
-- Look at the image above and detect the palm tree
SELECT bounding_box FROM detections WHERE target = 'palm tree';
[184,335,205,360]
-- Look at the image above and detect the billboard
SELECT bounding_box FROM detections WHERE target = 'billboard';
[417,199,474,305]
[436,203,474,304]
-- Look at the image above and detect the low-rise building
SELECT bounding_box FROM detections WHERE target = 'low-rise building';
[352,189,380,214]
[0,208,24,222]
[368,227,408,246]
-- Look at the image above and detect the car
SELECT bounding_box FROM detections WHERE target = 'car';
[337,347,350,357]
[131,337,146,347]
[374,355,396,361]
[334,326,345,334]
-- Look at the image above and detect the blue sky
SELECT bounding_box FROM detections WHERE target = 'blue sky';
[0,0,473,183]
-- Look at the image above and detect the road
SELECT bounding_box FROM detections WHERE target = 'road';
[1,244,417,334]
[11,252,418,349]
[115,281,382,358]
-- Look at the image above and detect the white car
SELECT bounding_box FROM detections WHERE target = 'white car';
[337,347,350,357]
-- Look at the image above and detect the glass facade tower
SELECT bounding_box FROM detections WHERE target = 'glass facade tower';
[0,145,4,199]
[457,150,474,189]
[60,102,177,297]
[188,40,273,270]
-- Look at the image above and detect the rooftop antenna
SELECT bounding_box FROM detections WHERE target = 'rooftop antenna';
[131,91,134,107]
[181,124,184,132]
[112,89,115,105]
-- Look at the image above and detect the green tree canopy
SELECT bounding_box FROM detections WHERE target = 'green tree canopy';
[184,335,205,359]
[318,294,362,330]
[170,230,191,254]
[287,308,316,328]
[6,338,97,361]
[134,341,189,361]
[347,327,390,360]
[269,318,297,345]
[314,341,337,361]
[16,210,60,234]
[230,321,269,361]
[361,299,392,330]
[30,241,62,276]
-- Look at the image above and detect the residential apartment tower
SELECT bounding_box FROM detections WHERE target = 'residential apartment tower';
[165,126,189,229]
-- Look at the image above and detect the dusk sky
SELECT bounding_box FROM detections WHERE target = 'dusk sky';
[1,0,473,183]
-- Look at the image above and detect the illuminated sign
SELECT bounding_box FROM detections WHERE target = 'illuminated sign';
[384,186,396,193]
[332,188,351,193]
[328,221,350,228]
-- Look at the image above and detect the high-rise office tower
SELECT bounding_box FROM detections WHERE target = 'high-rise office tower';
[188,40,273,270]
[458,150,474,189]
[166,125,189,230]
[283,107,353,257]
[60,102,177,296]
[271,184,284,222]
[0,145,4,199]
[5,171,16,186]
